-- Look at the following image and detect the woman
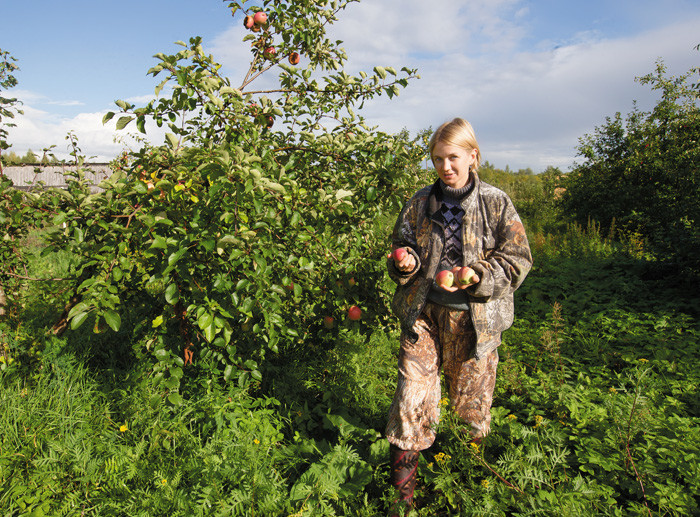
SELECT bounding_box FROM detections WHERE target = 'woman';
[385,118,532,511]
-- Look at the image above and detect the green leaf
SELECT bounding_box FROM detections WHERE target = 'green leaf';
[70,312,89,330]
[374,66,387,80]
[168,393,183,405]
[165,132,179,149]
[115,116,133,130]
[165,283,180,305]
[104,310,121,331]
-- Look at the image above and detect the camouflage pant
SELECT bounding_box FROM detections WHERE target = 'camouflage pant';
[385,302,499,451]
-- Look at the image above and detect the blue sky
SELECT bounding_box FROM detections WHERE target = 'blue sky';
[3,0,699,171]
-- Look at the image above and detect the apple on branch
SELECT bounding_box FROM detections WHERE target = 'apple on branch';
[348,305,362,321]
[253,11,268,25]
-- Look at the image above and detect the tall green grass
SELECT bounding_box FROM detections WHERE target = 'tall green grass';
[2,218,699,515]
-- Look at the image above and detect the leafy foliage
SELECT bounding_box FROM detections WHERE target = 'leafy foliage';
[561,59,700,274]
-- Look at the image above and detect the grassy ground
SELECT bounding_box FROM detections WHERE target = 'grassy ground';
[1,223,699,516]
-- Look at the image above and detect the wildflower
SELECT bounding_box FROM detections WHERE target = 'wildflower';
[161,479,167,485]
[119,424,128,433]
[469,441,480,454]
[435,452,451,464]
[609,387,617,393]
[481,479,490,488]
[507,414,517,421]
[427,462,434,470]
[534,415,544,428]
[254,439,260,445]
[638,358,648,363]
[439,397,449,408]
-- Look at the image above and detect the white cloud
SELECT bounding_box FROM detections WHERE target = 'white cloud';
[6,1,699,172]
[321,2,700,170]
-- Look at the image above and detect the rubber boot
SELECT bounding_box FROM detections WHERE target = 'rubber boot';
[389,444,419,516]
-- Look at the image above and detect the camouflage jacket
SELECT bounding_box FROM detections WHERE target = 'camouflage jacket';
[387,173,532,359]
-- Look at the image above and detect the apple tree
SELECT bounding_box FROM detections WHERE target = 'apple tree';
[34,0,425,396]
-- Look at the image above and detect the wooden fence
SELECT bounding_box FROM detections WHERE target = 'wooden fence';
[1,164,113,191]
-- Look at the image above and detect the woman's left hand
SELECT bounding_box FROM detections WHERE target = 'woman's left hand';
[439,267,479,292]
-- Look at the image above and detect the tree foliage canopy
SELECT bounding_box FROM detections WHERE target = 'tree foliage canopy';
[561,59,700,273]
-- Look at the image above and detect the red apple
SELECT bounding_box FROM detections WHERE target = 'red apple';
[243,15,255,29]
[392,247,408,262]
[323,316,335,329]
[348,305,362,321]
[263,47,276,59]
[456,267,474,286]
[288,52,301,65]
[253,11,268,25]
[435,270,454,288]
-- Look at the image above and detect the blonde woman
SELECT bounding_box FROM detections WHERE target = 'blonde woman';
[385,118,532,513]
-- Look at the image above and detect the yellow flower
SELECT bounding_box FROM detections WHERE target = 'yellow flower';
[427,462,434,470]
[119,424,128,433]
[609,387,617,393]
[481,479,490,488]
[639,358,649,363]
[469,442,480,454]
[161,479,167,485]
[439,397,449,408]
[435,452,451,464]
[507,414,517,421]
[534,415,544,428]
[253,439,260,445]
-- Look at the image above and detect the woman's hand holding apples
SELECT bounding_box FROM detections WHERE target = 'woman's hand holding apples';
[390,247,417,273]
[435,266,479,292]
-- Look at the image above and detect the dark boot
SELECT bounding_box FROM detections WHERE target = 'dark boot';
[389,444,419,516]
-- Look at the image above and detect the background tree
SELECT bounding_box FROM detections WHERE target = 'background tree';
[561,59,700,274]
[0,48,23,171]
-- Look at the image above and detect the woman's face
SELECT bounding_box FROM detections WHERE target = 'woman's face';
[432,140,478,190]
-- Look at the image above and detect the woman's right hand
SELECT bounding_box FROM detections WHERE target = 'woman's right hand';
[389,247,417,273]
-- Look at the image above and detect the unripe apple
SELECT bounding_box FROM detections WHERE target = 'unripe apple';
[435,269,454,288]
[288,52,301,65]
[392,247,408,262]
[348,305,362,321]
[243,15,254,29]
[253,11,268,25]
[263,46,276,59]
[348,277,356,287]
[323,316,335,329]
[456,267,474,286]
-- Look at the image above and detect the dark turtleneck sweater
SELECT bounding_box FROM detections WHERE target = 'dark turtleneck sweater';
[426,178,474,310]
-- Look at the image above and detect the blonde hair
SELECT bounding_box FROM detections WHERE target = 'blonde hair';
[428,118,481,171]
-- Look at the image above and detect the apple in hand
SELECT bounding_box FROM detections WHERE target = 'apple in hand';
[435,270,454,289]
[391,247,408,262]
[456,267,475,286]
[348,305,362,321]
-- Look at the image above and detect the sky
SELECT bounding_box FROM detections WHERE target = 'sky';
[2,0,699,172]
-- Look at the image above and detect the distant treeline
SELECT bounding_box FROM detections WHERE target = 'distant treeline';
[1,149,62,165]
